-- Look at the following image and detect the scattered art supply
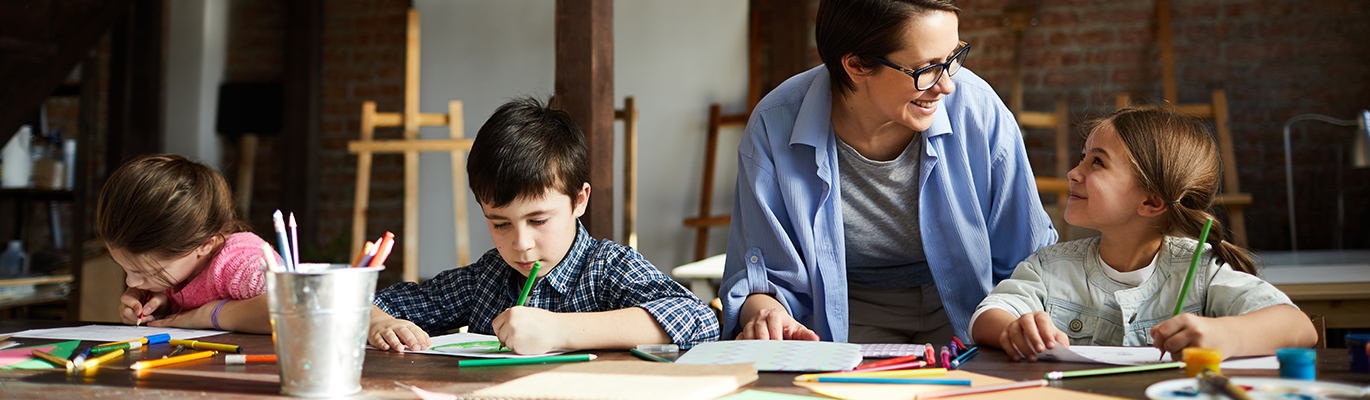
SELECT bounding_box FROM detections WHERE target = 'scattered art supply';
[0,345,57,368]
[395,381,457,400]
[950,346,979,369]
[853,360,926,373]
[859,343,928,358]
[226,354,277,364]
[795,368,948,382]
[1183,348,1222,378]
[458,354,596,368]
[163,344,187,358]
[1165,218,1213,361]
[8,325,225,342]
[4,341,85,370]
[1045,362,1184,380]
[168,339,242,354]
[916,379,1049,399]
[28,349,72,369]
[131,350,216,370]
[939,346,951,370]
[1146,377,1368,400]
[925,343,936,367]
[854,354,922,371]
[803,377,972,385]
[397,332,567,359]
[81,348,124,370]
[1275,348,1316,380]
[675,340,862,372]
[1198,369,1250,400]
[630,348,672,363]
[90,340,141,355]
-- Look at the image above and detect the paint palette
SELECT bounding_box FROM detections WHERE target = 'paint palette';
[1146,377,1368,400]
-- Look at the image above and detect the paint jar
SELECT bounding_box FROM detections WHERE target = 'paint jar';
[267,263,382,397]
[1348,334,1370,374]
[1276,348,1317,380]
[1183,347,1222,378]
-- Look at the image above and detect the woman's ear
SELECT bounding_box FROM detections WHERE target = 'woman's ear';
[842,53,876,85]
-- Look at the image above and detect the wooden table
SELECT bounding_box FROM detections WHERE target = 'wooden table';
[1258,250,1370,330]
[2,320,1367,398]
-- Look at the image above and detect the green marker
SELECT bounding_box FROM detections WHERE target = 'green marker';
[1045,362,1184,380]
[458,354,596,367]
[499,261,541,352]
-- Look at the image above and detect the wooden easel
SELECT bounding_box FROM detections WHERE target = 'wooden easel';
[348,9,473,283]
[1115,0,1251,246]
[1003,4,1075,240]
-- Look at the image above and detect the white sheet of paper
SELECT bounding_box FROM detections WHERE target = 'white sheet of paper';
[6,325,226,342]
[1038,346,1278,369]
[373,332,567,359]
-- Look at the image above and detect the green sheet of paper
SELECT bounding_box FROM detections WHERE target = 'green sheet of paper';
[3,340,80,369]
[717,390,819,400]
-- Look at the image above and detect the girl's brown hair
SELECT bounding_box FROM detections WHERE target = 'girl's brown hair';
[96,154,251,287]
[1095,108,1257,275]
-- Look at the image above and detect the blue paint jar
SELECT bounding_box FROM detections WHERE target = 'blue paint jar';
[1349,334,1370,374]
[1276,348,1316,380]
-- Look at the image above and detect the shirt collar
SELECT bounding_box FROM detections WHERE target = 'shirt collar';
[790,65,954,148]
[526,219,594,297]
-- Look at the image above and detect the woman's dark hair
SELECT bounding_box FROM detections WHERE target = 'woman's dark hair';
[1086,108,1257,275]
[816,0,960,96]
[96,154,250,288]
[467,96,589,208]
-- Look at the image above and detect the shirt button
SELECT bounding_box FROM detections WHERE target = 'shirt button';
[749,255,759,264]
[1069,319,1083,332]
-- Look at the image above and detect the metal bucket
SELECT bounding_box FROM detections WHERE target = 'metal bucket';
[266,263,382,397]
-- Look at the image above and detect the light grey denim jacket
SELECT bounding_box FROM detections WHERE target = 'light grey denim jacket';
[976,236,1295,347]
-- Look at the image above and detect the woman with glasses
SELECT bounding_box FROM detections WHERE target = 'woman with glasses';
[720,0,1057,344]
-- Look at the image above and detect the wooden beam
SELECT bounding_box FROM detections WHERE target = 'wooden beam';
[281,0,323,248]
[555,0,614,239]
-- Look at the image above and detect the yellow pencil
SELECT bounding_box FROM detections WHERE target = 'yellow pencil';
[130,350,217,370]
[30,349,74,370]
[81,348,125,370]
[795,368,949,382]
[168,339,242,354]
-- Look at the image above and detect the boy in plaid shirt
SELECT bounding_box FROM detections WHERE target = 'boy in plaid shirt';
[368,97,719,354]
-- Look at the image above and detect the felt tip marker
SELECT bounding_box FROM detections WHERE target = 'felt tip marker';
[225,354,277,364]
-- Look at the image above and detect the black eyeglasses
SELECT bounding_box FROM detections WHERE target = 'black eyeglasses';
[875,41,971,91]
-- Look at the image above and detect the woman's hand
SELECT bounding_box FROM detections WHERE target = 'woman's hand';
[998,311,1069,362]
[737,294,819,341]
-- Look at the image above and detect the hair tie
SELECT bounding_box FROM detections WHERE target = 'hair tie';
[1167,200,1182,205]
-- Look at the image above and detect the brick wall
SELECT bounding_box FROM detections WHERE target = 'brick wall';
[223,0,285,241]
[802,0,1369,251]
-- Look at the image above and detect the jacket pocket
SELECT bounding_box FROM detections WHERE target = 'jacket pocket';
[1046,298,1102,345]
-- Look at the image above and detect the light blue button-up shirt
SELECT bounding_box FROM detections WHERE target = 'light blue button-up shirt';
[720,65,1057,342]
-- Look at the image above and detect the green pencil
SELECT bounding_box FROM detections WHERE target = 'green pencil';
[498,261,541,352]
[629,348,672,363]
[458,354,596,367]
[1045,362,1184,380]
[1162,218,1213,360]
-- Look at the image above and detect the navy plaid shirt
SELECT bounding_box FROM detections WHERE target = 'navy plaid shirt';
[374,221,719,349]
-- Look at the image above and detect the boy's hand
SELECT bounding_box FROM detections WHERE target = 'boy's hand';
[492,306,565,355]
[119,288,168,326]
[1151,314,1232,360]
[738,307,820,341]
[368,312,430,352]
[999,311,1069,362]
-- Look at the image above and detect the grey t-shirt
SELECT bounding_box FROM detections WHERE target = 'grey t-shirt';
[836,134,932,289]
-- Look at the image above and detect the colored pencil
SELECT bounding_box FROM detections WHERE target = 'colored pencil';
[1162,217,1213,360]
[917,379,1049,399]
[81,348,124,370]
[226,354,277,364]
[950,346,979,369]
[850,360,927,372]
[629,348,672,363]
[136,291,151,326]
[131,350,216,370]
[796,368,948,381]
[806,377,972,385]
[288,212,300,269]
[30,349,73,369]
[168,339,242,354]
[458,354,596,367]
[497,261,541,352]
[369,232,396,267]
[1045,362,1184,380]
[261,243,282,272]
[272,210,294,271]
[854,353,923,370]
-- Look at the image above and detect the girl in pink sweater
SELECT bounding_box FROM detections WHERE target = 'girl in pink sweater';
[97,154,279,333]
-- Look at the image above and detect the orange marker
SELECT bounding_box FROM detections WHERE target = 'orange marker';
[350,241,376,268]
[225,354,277,364]
[368,232,396,267]
[130,350,216,370]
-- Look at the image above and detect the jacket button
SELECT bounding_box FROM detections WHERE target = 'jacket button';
[749,255,759,264]
[1069,319,1083,332]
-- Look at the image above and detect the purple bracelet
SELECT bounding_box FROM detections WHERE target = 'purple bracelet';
[211,299,231,330]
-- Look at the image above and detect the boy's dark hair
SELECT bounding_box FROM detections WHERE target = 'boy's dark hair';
[817,0,960,96]
[467,96,589,208]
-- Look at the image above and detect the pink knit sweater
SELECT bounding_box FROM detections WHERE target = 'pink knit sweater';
[164,232,278,312]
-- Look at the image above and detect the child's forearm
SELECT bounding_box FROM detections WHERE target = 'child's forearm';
[557,307,672,350]
[216,295,272,334]
[1220,305,1317,357]
[970,309,1015,347]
